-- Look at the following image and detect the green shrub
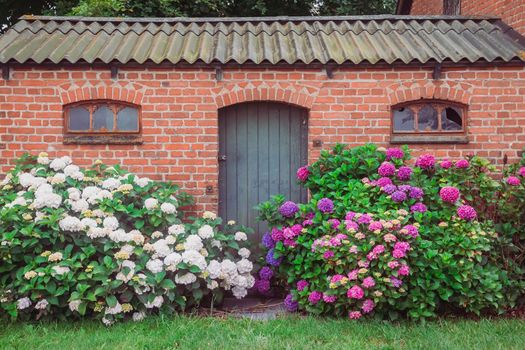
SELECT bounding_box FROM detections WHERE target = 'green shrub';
[0,153,255,324]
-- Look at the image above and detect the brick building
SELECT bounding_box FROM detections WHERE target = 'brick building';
[1,1,525,233]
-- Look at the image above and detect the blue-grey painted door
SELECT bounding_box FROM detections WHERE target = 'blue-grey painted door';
[218,102,308,242]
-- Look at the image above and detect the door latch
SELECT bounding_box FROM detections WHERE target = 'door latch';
[218,155,227,161]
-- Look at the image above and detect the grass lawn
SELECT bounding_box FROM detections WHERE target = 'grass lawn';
[1,315,524,350]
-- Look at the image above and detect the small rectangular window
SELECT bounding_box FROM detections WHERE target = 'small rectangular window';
[443,0,460,15]
[63,100,142,144]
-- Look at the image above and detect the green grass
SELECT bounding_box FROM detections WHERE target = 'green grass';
[1,315,524,350]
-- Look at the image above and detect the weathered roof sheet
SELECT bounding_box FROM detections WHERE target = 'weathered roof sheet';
[1,15,524,65]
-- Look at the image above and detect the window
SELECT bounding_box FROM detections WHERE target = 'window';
[391,100,467,144]
[64,101,141,144]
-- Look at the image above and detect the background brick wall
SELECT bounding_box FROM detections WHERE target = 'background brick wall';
[409,0,525,36]
[1,65,525,214]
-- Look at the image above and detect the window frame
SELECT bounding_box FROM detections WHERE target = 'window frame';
[64,100,142,135]
[391,99,467,136]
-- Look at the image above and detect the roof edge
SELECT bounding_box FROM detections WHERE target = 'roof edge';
[19,14,501,23]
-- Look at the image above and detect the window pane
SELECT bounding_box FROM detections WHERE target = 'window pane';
[93,106,114,132]
[441,107,463,131]
[68,107,90,131]
[393,107,415,132]
[418,105,438,131]
[116,107,139,131]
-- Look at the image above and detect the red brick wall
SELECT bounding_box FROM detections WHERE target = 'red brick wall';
[1,65,525,214]
[409,0,443,15]
[409,0,525,36]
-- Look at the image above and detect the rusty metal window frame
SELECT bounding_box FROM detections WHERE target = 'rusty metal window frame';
[391,100,467,135]
[64,100,141,135]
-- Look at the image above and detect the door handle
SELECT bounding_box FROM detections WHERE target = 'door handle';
[218,155,227,161]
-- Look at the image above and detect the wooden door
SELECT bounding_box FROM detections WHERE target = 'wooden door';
[218,102,308,242]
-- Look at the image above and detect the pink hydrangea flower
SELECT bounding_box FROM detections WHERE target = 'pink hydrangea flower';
[323,294,337,303]
[349,311,362,319]
[297,280,309,291]
[362,299,375,314]
[378,162,396,177]
[347,285,365,299]
[457,205,477,221]
[328,219,341,229]
[345,211,356,221]
[401,225,419,238]
[394,241,411,252]
[456,159,470,168]
[440,159,453,169]
[283,239,296,247]
[397,166,412,181]
[372,245,385,254]
[386,147,404,160]
[308,291,322,304]
[296,166,310,182]
[398,265,410,276]
[388,261,400,269]
[283,228,295,240]
[270,228,284,242]
[415,154,435,169]
[348,269,359,280]
[392,249,406,258]
[358,214,372,224]
[507,176,521,186]
[323,251,335,259]
[383,234,397,243]
[519,167,525,177]
[368,221,383,231]
[439,186,460,203]
[291,224,303,235]
[362,277,376,289]
[331,275,345,284]
[349,245,358,254]
[376,177,393,188]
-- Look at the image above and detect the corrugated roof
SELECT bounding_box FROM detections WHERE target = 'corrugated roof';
[0,15,524,65]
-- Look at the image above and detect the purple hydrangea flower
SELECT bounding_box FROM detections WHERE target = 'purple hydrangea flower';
[259,266,274,280]
[317,198,334,213]
[386,148,404,160]
[409,186,424,199]
[396,166,412,181]
[279,201,299,217]
[416,154,435,170]
[357,214,372,224]
[391,277,403,288]
[255,279,271,293]
[328,219,341,230]
[284,294,298,312]
[345,211,356,221]
[271,228,284,242]
[308,291,322,304]
[362,299,375,314]
[378,162,396,177]
[402,225,419,238]
[262,232,276,249]
[266,248,282,266]
[457,205,477,221]
[376,177,393,188]
[398,185,412,192]
[382,184,397,195]
[410,203,427,213]
[391,191,407,203]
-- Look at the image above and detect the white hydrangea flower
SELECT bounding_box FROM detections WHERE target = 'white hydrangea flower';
[175,272,197,285]
[95,190,113,203]
[59,216,83,232]
[233,275,249,288]
[102,317,114,327]
[238,248,251,258]
[132,311,146,321]
[48,252,63,262]
[17,297,31,310]
[35,299,49,310]
[63,164,80,176]
[102,178,121,190]
[206,260,222,279]
[70,199,89,213]
[164,252,182,267]
[18,173,35,188]
[144,198,158,210]
[168,224,185,236]
[37,155,50,165]
[146,259,164,274]
[70,171,84,181]
[184,235,203,251]
[220,260,237,276]
[69,300,81,312]
[7,196,28,208]
[245,274,255,289]
[182,250,207,271]
[197,225,214,239]
[236,259,253,274]
[202,211,217,220]
[50,173,66,184]
[87,227,109,239]
[160,202,177,214]
[50,158,67,171]
[109,229,131,243]
[144,295,164,309]
[152,239,171,258]
[130,230,145,245]
[67,187,81,201]
[105,302,122,315]
[151,231,163,239]
[207,280,219,290]
[52,266,70,275]
[82,186,101,202]
[24,271,37,280]
[165,235,176,245]
[80,218,97,230]
[134,177,150,188]
[234,231,248,241]
[232,286,247,299]
[103,216,119,230]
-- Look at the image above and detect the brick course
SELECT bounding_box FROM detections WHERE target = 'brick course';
[1,65,525,213]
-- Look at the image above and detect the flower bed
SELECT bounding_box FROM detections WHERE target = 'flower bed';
[0,154,255,324]
[257,144,525,320]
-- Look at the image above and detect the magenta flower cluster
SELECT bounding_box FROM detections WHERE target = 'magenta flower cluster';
[457,205,477,221]
[386,147,404,160]
[415,154,435,169]
[439,186,460,203]
[279,201,299,218]
[296,166,310,182]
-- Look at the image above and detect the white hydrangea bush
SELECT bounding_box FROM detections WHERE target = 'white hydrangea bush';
[0,153,254,324]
